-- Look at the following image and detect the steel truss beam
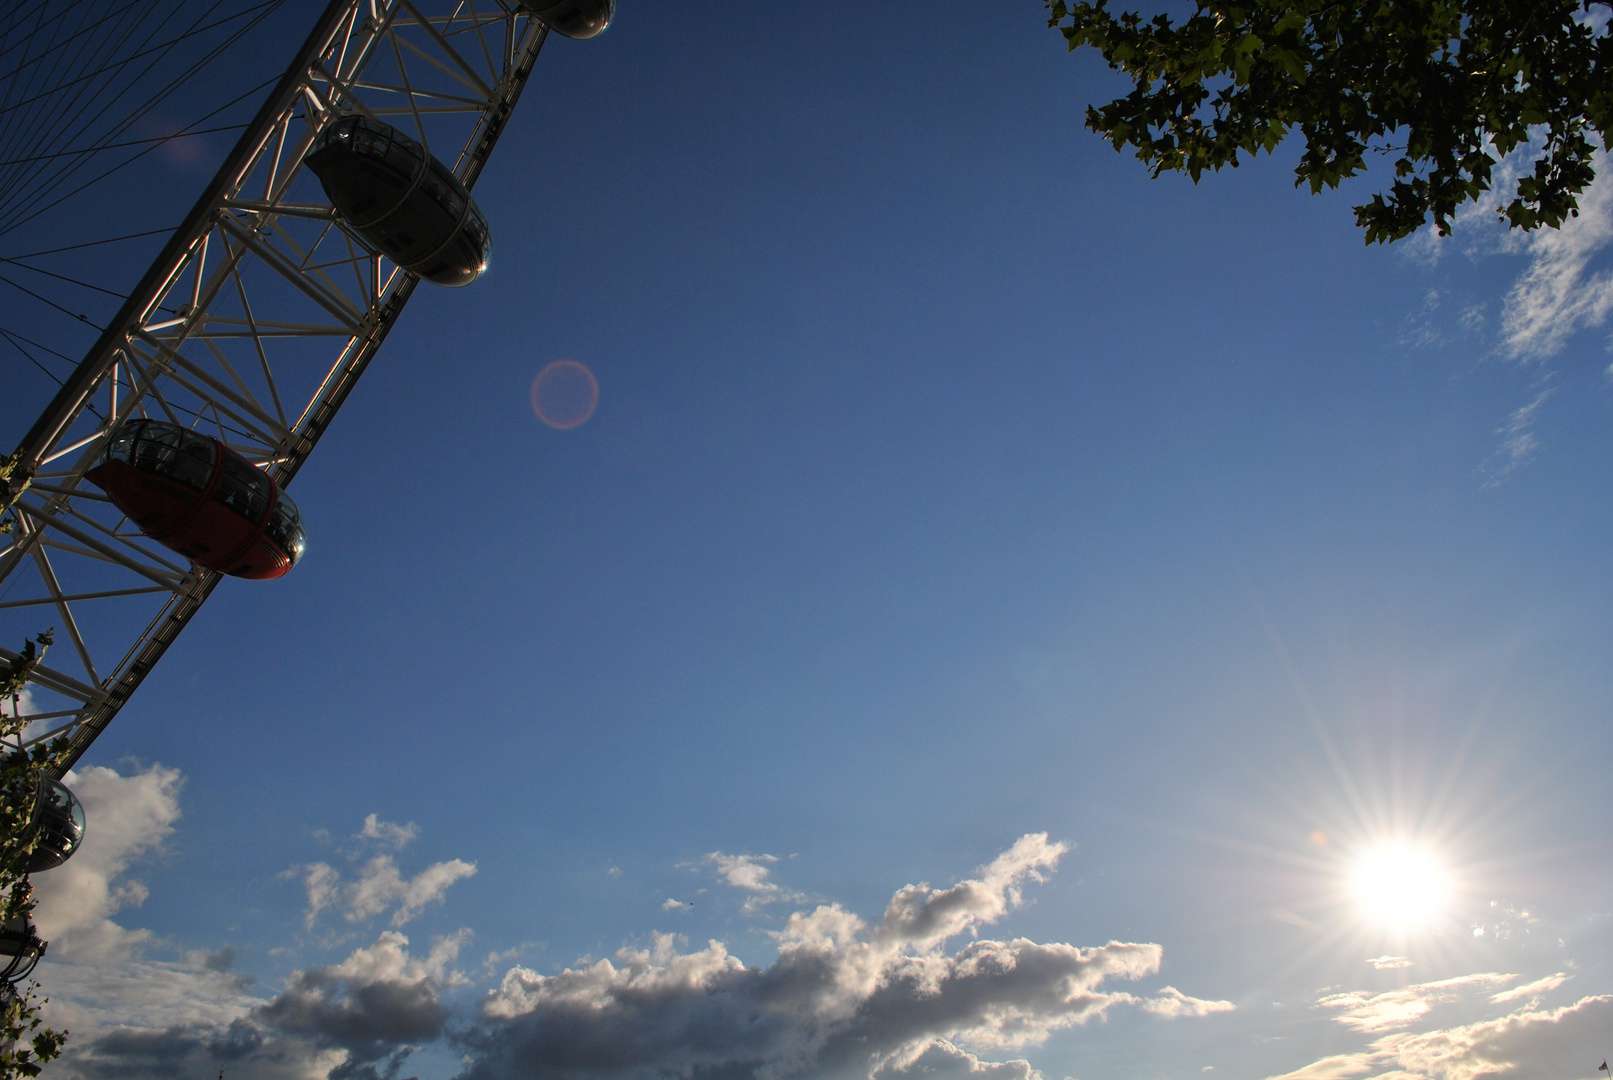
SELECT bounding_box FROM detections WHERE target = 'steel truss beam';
[2,0,552,772]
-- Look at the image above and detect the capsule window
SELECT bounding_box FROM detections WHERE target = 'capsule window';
[307,113,488,287]
[350,129,380,157]
[421,161,464,219]
[127,423,216,491]
[409,163,462,236]
[212,455,271,524]
[0,914,42,983]
[263,493,306,565]
[105,424,138,464]
[27,776,85,872]
[314,115,405,160]
[132,422,180,474]
[308,115,428,228]
[462,204,492,265]
[386,137,425,177]
[168,432,217,491]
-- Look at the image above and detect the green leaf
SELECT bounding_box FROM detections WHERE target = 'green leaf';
[1046,0,1608,242]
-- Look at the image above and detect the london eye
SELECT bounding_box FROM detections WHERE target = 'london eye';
[0,0,614,977]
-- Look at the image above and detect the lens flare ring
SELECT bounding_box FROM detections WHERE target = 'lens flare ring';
[531,359,599,430]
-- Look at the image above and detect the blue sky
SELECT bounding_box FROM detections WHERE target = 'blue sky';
[7,2,1613,1079]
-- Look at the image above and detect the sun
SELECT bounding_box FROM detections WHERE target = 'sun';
[1349,840,1451,933]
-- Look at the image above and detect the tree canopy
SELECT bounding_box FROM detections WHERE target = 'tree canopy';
[1,633,68,1079]
[1047,0,1612,243]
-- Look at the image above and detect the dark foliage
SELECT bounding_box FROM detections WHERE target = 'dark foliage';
[1,633,68,1078]
[1048,0,1612,242]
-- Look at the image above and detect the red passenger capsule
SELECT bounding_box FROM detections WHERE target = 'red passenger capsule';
[85,420,306,580]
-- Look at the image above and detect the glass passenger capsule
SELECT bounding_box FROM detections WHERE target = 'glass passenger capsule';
[0,913,42,985]
[25,776,86,874]
[85,420,306,580]
[304,116,491,288]
[523,0,615,38]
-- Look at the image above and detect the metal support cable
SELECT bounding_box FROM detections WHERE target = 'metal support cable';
[0,270,100,328]
[0,123,246,166]
[1,329,68,389]
[0,0,152,86]
[2,227,177,260]
[0,44,260,218]
[0,72,283,238]
[0,0,278,117]
[0,324,82,366]
[8,0,359,473]
[0,257,127,299]
[0,0,147,184]
[0,0,156,202]
[0,0,250,223]
[0,0,284,230]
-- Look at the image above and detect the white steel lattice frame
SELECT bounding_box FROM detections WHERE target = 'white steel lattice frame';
[0,0,552,771]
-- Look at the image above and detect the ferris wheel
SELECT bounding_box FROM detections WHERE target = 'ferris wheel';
[0,0,615,933]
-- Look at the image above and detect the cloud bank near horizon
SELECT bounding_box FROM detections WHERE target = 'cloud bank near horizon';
[459,832,1231,1080]
[30,770,1229,1080]
[1269,993,1613,1080]
[32,770,476,1080]
[31,767,1609,1080]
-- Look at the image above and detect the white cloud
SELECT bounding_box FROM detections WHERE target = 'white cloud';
[358,813,418,849]
[296,842,476,929]
[3,685,76,746]
[1267,1052,1381,1080]
[1471,898,1543,943]
[346,854,478,927]
[1499,153,1613,361]
[35,807,1227,1080]
[706,851,780,891]
[5,683,35,725]
[56,930,469,1080]
[661,898,691,911]
[1399,144,1613,474]
[297,862,341,930]
[872,833,1068,951]
[1402,141,1544,265]
[32,764,183,964]
[1368,956,1414,970]
[28,765,267,1067]
[1481,385,1556,486]
[1272,908,1318,931]
[1409,143,1613,361]
[29,778,472,1080]
[1399,289,1445,348]
[1270,994,1613,1080]
[1317,973,1516,1034]
[1490,972,1569,1005]
[465,833,1229,1080]
[1139,986,1238,1019]
[871,1038,1044,1080]
[704,851,806,912]
[38,946,264,1055]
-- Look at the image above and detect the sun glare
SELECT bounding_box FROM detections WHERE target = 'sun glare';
[1350,840,1451,933]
